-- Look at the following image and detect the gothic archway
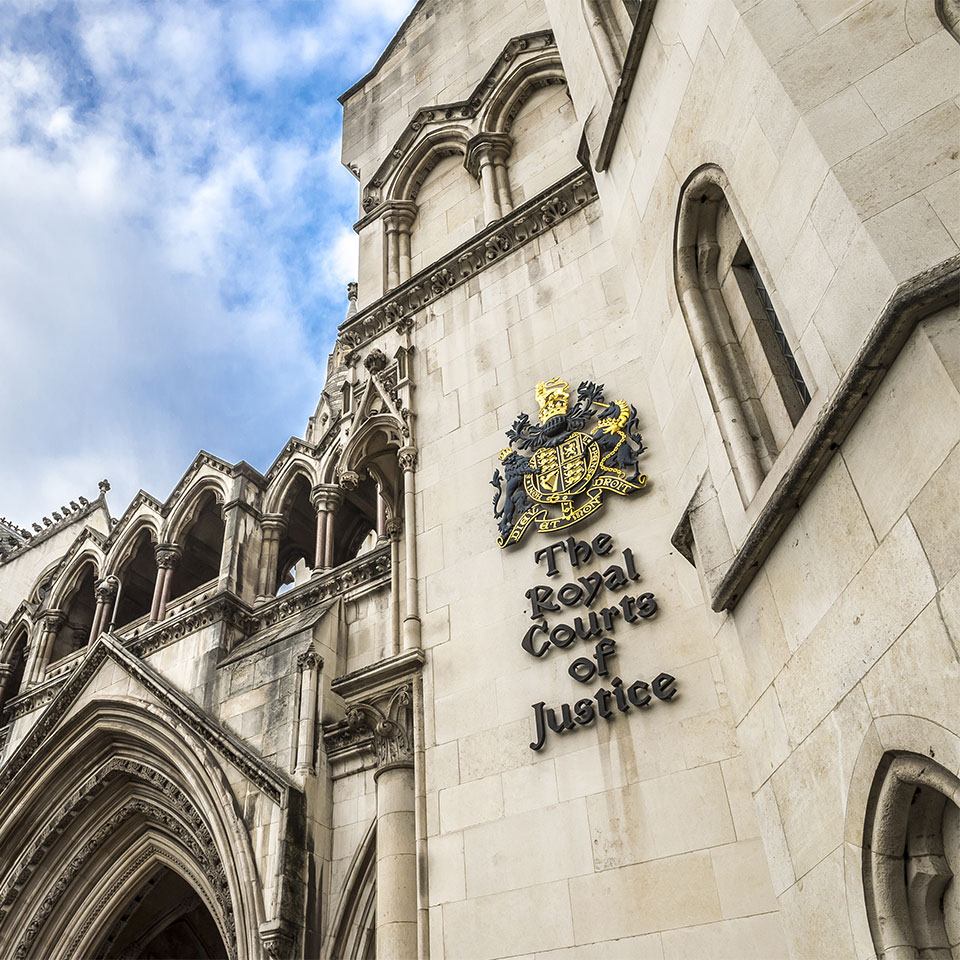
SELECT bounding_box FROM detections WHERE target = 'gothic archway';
[0,698,266,960]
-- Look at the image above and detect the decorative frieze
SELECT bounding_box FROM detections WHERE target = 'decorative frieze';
[339,168,599,351]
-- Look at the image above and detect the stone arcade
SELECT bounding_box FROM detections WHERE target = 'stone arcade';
[0,1,959,958]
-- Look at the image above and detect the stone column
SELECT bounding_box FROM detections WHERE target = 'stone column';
[382,202,418,289]
[256,515,287,601]
[365,688,417,960]
[28,611,65,685]
[386,516,403,657]
[398,447,421,650]
[151,545,182,622]
[311,484,343,572]
[376,486,387,541]
[465,134,514,226]
[0,663,14,711]
[90,577,118,639]
[295,649,322,776]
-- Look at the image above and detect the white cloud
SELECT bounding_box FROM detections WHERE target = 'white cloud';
[0,0,411,525]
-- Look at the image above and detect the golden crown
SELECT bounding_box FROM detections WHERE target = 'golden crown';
[535,378,570,423]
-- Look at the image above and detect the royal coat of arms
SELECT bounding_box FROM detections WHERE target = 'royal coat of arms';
[491,379,647,547]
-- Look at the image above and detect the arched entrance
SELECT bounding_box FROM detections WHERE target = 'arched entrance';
[0,696,269,960]
[93,865,228,959]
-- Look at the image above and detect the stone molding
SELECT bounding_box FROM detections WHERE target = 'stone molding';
[339,168,598,351]
[0,634,294,805]
[1,757,236,959]
[593,0,659,172]
[674,253,960,610]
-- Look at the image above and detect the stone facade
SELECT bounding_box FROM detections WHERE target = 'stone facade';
[0,1,958,958]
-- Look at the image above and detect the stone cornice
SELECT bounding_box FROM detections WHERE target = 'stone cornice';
[330,648,424,703]
[255,545,391,630]
[340,168,598,351]
[679,254,960,611]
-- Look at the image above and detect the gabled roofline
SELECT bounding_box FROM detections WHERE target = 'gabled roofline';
[0,633,295,802]
[338,0,427,103]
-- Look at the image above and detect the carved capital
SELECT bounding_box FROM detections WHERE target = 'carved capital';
[39,610,66,631]
[385,517,404,541]
[297,647,322,671]
[465,132,513,177]
[259,920,295,960]
[341,684,415,769]
[154,544,182,569]
[94,579,118,603]
[310,484,342,511]
[398,446,418,472]
[338,470,361,491]
[381,200,418,233]
[260,514,287,536]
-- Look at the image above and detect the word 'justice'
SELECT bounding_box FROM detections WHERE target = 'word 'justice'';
[517,532,678,751]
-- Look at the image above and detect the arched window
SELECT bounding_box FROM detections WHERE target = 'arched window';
[273,474,316,597]
[170,492,224,601]
[864,752,960,957]
[334,473,379,568]
[113,529,157,629]
[49,562,97,663]
[0,628,28,726]
[676,167,813,503]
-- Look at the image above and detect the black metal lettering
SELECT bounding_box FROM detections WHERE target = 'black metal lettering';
[526,584,560,619]
[533,541,566,577]
[521,621,550,657]
[652,672,677,700]
[578,571,604,606]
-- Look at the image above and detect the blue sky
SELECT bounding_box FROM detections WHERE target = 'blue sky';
[0,0,412,525]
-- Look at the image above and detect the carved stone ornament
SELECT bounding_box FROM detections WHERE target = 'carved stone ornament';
[338,470,361,491]
[363,348,388,373]
[297,647,321,671]
[385,517,404,540]
[94,578,118,603]
[154,544,182,569]
[398,448,418,472]
[372,716,411,768]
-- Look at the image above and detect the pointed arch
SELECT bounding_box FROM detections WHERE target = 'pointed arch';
[45,550,102,611]
[164,477,229,546]
[263,455,321,517]
[328,818,376,960]
[480,51,567,135]
[0,697,266,960]
[105,514,160,578]
[388,126,473,203]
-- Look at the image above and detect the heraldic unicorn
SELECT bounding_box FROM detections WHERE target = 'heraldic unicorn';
[491,378,647,547]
